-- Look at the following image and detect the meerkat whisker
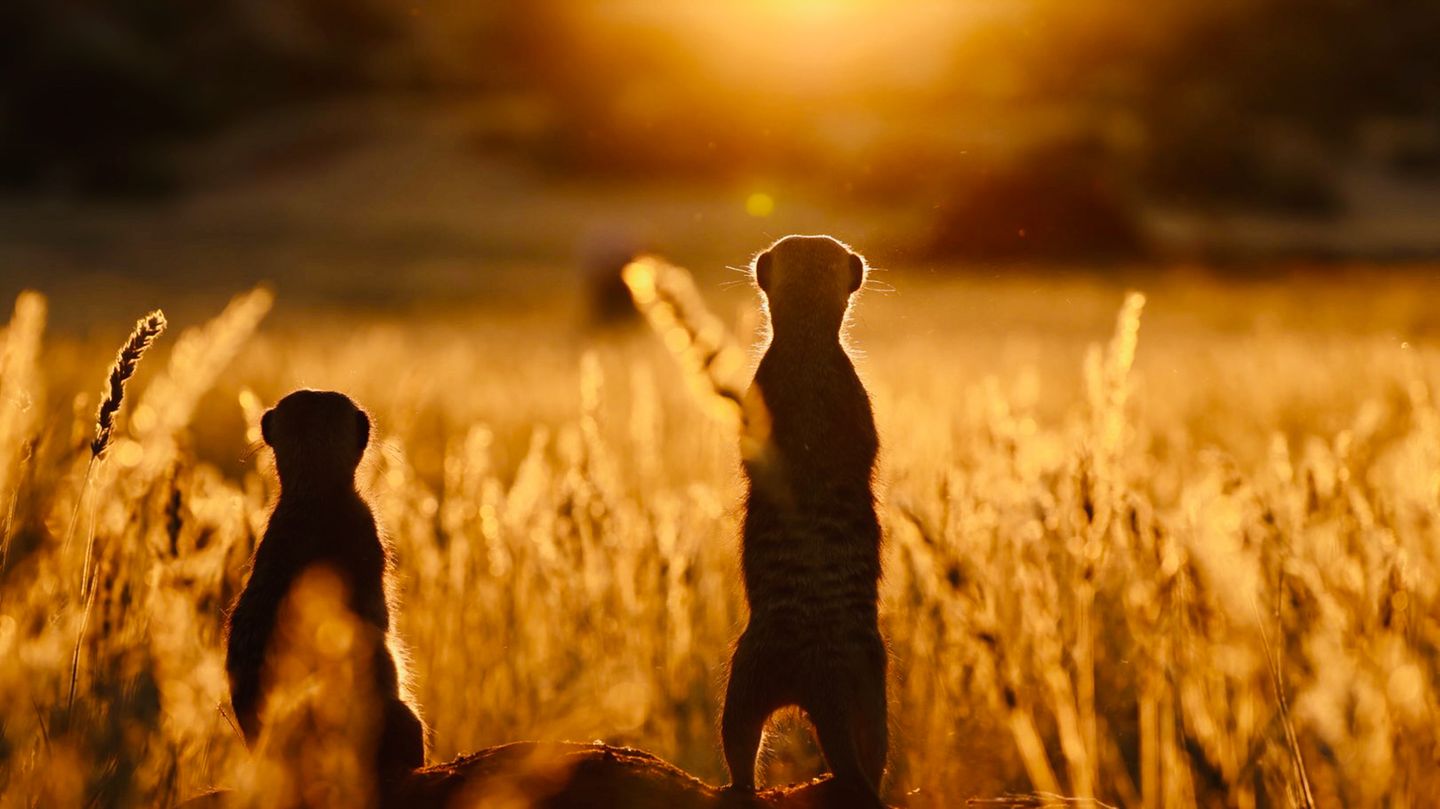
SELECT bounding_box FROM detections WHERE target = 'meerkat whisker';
[377,438,406,465]
[238,439,266,464]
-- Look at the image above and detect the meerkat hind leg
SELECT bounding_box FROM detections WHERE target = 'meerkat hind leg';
[806,667,888,806]
[850,660,888,791]
[810,706,885,806]
[376,697,425,783]
[721,631,784,791]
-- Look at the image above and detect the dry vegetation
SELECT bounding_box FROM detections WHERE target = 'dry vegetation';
[1,266,1439,808]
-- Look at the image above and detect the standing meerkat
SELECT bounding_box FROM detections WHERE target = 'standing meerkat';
[722,235,888,806]
[225,390,426,787]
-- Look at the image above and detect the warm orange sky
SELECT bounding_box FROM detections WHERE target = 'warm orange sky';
[590,1,1018,97]
[403,1,1022,98]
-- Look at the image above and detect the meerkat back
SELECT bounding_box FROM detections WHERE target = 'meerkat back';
[721,236,889,807]
[224,389,426,788]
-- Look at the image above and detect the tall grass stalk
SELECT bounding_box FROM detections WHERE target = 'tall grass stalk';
[69,309,167,571]
[1256,601,1316,809]
[0,292,46,597]
[66,308,166,712]
[621,256,750,425]
[131,287,271,484]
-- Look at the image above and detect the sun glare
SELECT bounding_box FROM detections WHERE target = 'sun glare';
[591,1,990,98]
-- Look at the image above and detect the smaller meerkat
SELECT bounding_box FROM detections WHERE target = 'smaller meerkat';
[225,390,425,786]
[722,235,888,807]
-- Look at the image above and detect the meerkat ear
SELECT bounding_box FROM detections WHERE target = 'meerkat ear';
[848,253,865,293]
[356,410,371,453]
[260,411,275,447]
[755,251,773,293]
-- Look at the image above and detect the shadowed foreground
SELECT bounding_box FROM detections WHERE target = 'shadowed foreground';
[178,742,895,809]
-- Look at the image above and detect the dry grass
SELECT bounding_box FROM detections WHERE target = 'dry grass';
[0,267,1438,808]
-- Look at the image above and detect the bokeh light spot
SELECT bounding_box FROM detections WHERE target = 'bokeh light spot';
[114,439,144,469]
[131,404,156,434]
[745,192,775,218]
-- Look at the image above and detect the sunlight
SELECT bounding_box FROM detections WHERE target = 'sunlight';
[590,1,992,98]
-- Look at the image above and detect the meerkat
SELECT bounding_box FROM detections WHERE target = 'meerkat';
[721,235,888,806]
[225,390,426,786]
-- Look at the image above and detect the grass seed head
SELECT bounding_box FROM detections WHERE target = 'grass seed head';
[92,310,167,458]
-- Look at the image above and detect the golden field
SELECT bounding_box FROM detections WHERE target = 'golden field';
[1,266,1439,808]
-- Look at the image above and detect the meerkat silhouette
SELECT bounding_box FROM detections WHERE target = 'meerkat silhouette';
[225,390,426,787]
[722,235,888,807]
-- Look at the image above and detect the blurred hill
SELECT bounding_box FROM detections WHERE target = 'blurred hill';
[0,0,406,193]
[0,98,918,328]
[4,96,1440,334]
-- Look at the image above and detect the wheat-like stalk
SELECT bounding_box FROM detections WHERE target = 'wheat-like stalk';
[66,308,166,713]
[91,309,167,458]
[132,286,272,484]
[0,291,46,585]
[68,307,167,558]
[621,256,750,425]
[620,255,786,473]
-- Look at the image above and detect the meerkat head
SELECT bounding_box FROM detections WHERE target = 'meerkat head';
[261,390,370,489]
[753,234,865,340]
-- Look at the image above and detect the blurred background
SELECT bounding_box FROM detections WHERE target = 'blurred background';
[3,0,1439,326]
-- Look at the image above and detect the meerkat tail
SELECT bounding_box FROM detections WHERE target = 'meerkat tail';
[622,257,771,443]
